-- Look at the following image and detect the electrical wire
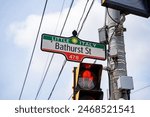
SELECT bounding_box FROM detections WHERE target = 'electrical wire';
[67,0,96,100]
[68,93,73,100]
[35,0,94,100]
[73,0,92,82]
[60,0,74,36]
[48,60,67,100]
[19,0,49,100]
[35,54,54,100]
[35,0,66,100]
[106,8,120,44]
[107,8,120,24]
[35,0,74,100]
[76,0,89,32]
[48,0,95,100]
[132,84,150,94]
[77,0,95,36]
[46,0,75,100]
[54,0,66,34]
[106,8,121,72]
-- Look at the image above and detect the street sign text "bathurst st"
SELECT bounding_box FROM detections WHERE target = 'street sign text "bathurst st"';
[41,34,106,62]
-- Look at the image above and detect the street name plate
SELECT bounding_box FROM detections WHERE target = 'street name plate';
[41,34,106,62]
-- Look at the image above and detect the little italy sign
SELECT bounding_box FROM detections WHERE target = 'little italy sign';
[41,34,106,62]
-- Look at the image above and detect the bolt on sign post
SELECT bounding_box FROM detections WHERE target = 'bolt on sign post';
[73,63,103,100]
[41,34,106,62]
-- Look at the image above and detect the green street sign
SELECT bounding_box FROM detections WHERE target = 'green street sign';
[41,33,106,62]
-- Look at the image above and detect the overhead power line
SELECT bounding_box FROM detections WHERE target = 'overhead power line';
[48,60,67,100]
[68,93,73,100]
[132,84,150,94]
[35,54,54,100]
[60,0,75,36]
[35,0,66,100]
[49,0,95,100]
[34,0,75,100]
[77,0,95,36]
[19,0,49,100]
[76,0,89,31]
[54,0,66,34]
[67,0,94,100]
[35,0,95,100]
[47,0,75,100]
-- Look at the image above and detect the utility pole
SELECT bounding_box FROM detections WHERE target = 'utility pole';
[107,8,130,100]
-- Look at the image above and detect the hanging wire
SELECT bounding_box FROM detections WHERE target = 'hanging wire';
[35,0,94,100]
[67,0,96,100]
[46,0,75,100]
[77,0,95,36]
[35,0,66,100]
[106,8,120,24]
[76,0,89,31]
[54,0,66,34]
[132,84,150,94]
[19,0,49,100]
[35,0,74,100]
[60,0,75,36]
[68,93,73,100]
[48,60,67,100]
[49,0,95,100]
[35,54,54,100]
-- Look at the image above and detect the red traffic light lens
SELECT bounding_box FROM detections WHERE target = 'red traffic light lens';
[82,70,93,80]
[78,70,96,90]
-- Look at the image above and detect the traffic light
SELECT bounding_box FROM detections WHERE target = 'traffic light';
[73,63,103,100]
[101,0,150,18]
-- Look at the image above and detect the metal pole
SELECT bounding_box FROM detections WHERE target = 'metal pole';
[107,8,129,100]
[73,67,77,100]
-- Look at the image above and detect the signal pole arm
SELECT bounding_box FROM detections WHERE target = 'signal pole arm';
[107,8,132,100]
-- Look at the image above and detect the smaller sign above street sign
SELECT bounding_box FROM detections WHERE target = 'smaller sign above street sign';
[41,34,106,62]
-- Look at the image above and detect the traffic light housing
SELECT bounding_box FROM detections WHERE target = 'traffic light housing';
[75,90,103,100]
[73,63,103,100]
[101,0,150,18]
